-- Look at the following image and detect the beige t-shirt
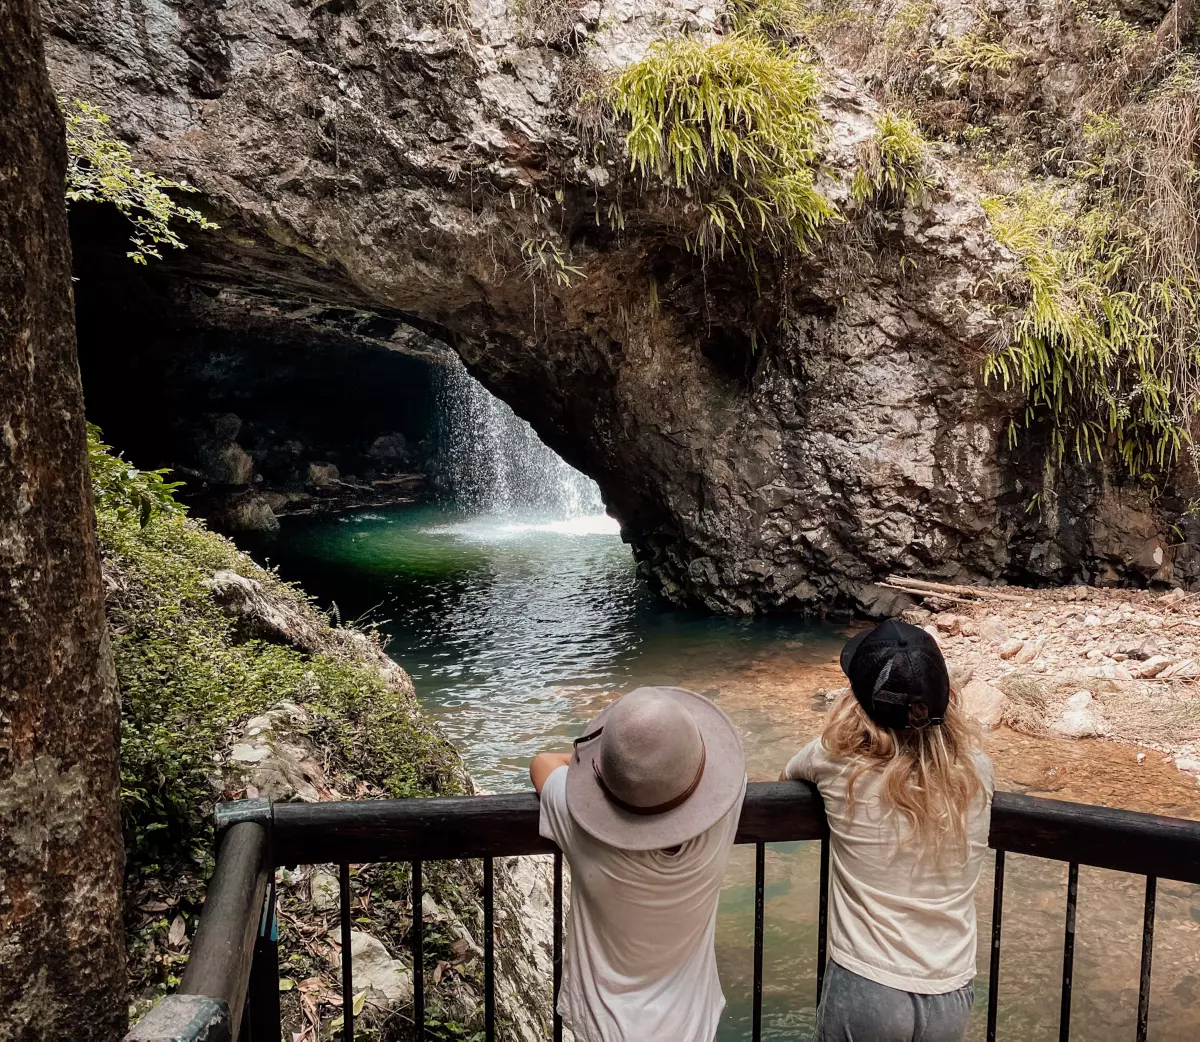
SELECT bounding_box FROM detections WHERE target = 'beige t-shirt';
[538,765,745,1042]
[785,739,994,994]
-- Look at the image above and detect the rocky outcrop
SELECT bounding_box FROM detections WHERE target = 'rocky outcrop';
[45,0,1183,612]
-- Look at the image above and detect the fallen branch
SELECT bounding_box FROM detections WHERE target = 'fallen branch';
[880,582,982,607]
[885,575,1027,603]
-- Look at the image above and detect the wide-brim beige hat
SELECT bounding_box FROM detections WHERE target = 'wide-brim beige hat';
[565,686,746,852]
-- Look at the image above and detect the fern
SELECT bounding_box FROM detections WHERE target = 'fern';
[851,111,935,206]
[605,31,839,261]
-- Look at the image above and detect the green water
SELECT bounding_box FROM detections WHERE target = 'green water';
[245,503,1200,1041]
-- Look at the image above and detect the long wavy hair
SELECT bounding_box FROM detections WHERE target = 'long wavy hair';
[822,686,985,862]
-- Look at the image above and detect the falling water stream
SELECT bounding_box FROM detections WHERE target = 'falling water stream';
[244,367,1200,1041]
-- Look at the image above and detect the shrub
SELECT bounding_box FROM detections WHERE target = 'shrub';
[933,30,1024,80]
[63,98,218,264]
[851,111,934,206]
[605,31,839,261]
[982,187,1188,474]
[86,432,463,876]
[87,423,184,527]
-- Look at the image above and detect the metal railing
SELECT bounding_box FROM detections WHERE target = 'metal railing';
[125,783,1200,1042]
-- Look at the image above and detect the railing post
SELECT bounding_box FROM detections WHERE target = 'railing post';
[241,878,281,1042]
[752,842,765,1042]
[987,849,1005,1042]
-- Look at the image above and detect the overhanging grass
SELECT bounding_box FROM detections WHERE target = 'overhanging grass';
[605,30,839,260]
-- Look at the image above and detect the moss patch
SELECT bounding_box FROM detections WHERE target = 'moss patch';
[103,506,464,879]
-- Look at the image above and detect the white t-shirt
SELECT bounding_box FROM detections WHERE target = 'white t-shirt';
[538,765,745,1042]
[785,739,994,994]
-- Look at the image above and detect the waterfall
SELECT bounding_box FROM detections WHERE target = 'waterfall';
[437,357,606,520]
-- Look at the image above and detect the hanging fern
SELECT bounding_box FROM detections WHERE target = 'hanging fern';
[605,31,839,261]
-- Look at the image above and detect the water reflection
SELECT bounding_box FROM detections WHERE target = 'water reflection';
[246,503,1200,1042]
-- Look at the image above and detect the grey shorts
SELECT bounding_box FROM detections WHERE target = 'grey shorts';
[813,961,974,1042]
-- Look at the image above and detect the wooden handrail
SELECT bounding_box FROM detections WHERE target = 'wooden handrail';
[271,783,1200,884]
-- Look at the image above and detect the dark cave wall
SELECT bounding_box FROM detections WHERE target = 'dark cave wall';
[72,205,447,530]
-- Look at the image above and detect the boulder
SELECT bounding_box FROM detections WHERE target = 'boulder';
[220,494,280,533]
[199,443,255,487]
[310,867,340,913]
[979,616,1010,642]
[368,433,409,462]
[345,932,414,1010]
[1052,694,1105,739]
[961,679,1006,731]
[998,639,1024,660]
[306,462,340,488]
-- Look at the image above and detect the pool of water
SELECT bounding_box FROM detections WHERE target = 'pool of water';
[244,503,1200,1042]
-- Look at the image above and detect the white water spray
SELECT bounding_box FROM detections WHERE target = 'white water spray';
[437,357,610,524]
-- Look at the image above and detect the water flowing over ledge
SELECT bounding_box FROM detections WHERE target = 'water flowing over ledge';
[436,358,613,529]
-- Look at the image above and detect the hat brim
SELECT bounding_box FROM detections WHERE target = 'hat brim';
[565,687,746,852]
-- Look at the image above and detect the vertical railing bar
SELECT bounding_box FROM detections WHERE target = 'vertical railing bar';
[245,877,281,1042]
[1059,862,1079,1042]
[816,836,829,1003]
[987,849,1005,1042]
[1136,875,1156,1042]
[339,863,354,1042]
[484,856,495,1042]
[553,852,563,1042]
[413,860,424,1042]
[752,842,765,1042]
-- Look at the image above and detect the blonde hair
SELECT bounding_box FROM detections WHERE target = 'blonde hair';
[822,686,985,862]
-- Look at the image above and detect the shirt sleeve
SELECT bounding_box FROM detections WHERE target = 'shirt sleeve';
[784,738,823,782]
[975,750,997,796]
[537,764,573,850]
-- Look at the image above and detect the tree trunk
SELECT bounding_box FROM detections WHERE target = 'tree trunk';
[0,1,127,1039]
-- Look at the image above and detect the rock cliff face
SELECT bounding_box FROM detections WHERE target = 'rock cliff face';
[43,0,1186,613]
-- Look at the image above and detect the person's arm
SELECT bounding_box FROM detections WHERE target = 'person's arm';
[780,738,821,783]
[529,751,572,794]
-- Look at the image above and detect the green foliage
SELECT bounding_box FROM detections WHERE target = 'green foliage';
[982,187,1190,474]
[94,435,464,875]
[729,0,866,42]
[88,423,185,527]
[521,237,586,285]
[851,111,935,206]
[605,31,838,260]
[883,0,936,50]
[63,98,218,264]
[934,29,1024,80]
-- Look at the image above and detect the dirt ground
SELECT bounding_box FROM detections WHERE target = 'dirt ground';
[887,583,1200,792]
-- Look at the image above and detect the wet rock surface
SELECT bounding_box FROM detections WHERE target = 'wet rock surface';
[47,0,1185,612]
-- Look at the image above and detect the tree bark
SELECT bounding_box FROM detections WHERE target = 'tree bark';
[0,1,127,1039]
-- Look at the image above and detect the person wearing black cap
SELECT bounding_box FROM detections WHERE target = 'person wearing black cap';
[781,620,995,1042]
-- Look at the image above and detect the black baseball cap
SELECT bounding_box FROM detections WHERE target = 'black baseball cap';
[840,619,949,731]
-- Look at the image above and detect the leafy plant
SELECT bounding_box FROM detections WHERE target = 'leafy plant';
[63,98,218,264]
[605,31,839,261]
[88,423,184,527]
[934,30,1024,80]
[982,187,1189,474]
[851,111,935,206]
[521,237,586,285]
[729,0,866,42]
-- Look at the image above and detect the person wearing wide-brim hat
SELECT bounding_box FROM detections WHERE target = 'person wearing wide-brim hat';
[780,620,995,1042]
[529,686,746,1042]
